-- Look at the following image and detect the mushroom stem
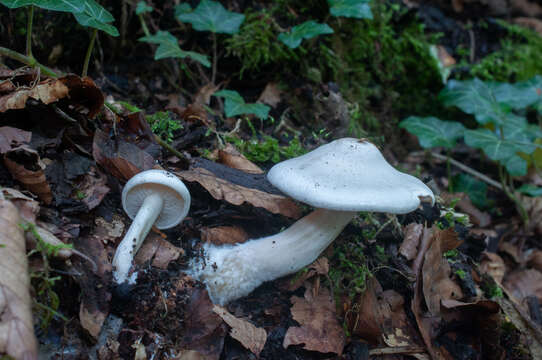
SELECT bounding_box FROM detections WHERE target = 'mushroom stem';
[189,208,356,305]
[113,193,164,284]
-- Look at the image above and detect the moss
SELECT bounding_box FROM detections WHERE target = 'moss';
[470,21,542,82]
[225,9,293,77]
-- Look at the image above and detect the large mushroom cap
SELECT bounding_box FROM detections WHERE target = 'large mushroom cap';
[267,138,434,214]
[122,169,191,229]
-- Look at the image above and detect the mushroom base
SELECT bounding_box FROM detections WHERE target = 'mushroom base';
[188,208,356,305]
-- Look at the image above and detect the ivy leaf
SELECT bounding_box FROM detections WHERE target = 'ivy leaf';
[0,0,84,12]
[176,0,244,34]
[399,116,465,149]
[503,154,527,176]
[73,0,119,36]
[517,184,542,197]
[439,78,508,126]
[278,21,334,49]
[139,31,210,67]
[135,1,152,15]
[174,3,192,17]
[452,174,489,209]
[490,75,542,110]
[214,90,270,120]
[328,0,372,19]
[464,128,536,162]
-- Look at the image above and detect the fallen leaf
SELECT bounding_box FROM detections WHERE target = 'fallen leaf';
[94,215,125,243]
[287,257,329,291]
[92,129,155,181]
[193,83,220,106]
[0,77,69,112]
[218,144,263,174]
[0,127,31,154]
[200,225,249,245]
[72,167,110,210]
[455,193,491,227]
[80,304,108,339]
[504,269,542,304]
[399,223,423,260]
[135,232,184,269]
[4,145,53,204]
[528,250,542,273]
[283,286,345,355]
[0,199,38,359]
[348,277,389,343]
[212,305,267,356]
[177,168,301,218]
[422,228,463,315]
[479,252,506,284]
[1,187,39,223]
[257,82,282,107]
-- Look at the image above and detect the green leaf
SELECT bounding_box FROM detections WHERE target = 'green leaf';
[328,0,372,19]
[174,3,192,17]
[503,154,527,176]
[176,0,244,34]
[439,78,507,125]
[135,1,152,15]
[517,184,542,197]
[278,20,334,49]
[214,89,270,120]
[139,31,210,67]
[490,75,542,110]
[452,174,489,209]
[399,116,465,149]
[0,0,84,12]
[465,129,527,161]
[73,0,119,36]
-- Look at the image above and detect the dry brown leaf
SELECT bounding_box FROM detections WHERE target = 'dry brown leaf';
[1,187,39,223]
[218,144,263,174]
[283,286,345,355]
[348,277,389,342]
[200,226,249,245]
[257,82,282,107]
[287,257,329,291]
[193,83,220,106]
[513,17,542,36]
[0,127,31,154]
[93,129,155,182]
[4,145,53,204]
[522,195,542,234]
[0,199,38,359]
[422,228,463,315]
[0,77,69,112]
[455,194,491,227]
[399,223,423,260]
[72,167,110,210]
[135,233,184,269]
[80,305,107,339]
[479,252,506,284]
[177,168,301,218]
[94,215,125,243]
[528,250,542,273]
[212,305,267,356]
[435,45,456,68]
[504,269,542,304]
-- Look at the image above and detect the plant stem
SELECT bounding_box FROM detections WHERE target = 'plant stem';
[138,14,151,37]
[446,148,452,192]
[82,29,97,77]
[498,164,529,227]
[0,47,58,78]
[211,32,217,84]
[26,6,34,58]
[154,134,187,162]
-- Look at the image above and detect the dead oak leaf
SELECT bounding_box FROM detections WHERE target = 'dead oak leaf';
[176,168,300,218]
[283,287,345,355]
[212,305,267,356]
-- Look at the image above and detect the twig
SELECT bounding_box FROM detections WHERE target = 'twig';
[0,46,59,78]
[419,151,503,190]
[369,346,426,356]
[154,135,188,162]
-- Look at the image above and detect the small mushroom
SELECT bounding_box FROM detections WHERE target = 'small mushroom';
[113,169,190,284]
[189,138,434,305]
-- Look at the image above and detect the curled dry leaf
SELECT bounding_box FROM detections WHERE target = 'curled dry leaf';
[200,225,249,245]
[399,223,423,261]
[283,286,345,355]
[92,129,155,182]
[479,252,506,284]
[0,200,38,359]
[177,168,301,218]
[134,232,184,269]
[422,228,463,316]
[503,269,542,304]
[257,82,282,108]
[4,145,53,204]
[218,144,263,174]
[212,305,267,356]
[0,77,69,112]
[0,126,31,154]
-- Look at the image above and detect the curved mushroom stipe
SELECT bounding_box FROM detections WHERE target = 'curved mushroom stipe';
[113,170,191,285]
[189,138,434,305]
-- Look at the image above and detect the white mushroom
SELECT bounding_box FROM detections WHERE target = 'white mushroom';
[113,170,190,284]
[189,138,434,305]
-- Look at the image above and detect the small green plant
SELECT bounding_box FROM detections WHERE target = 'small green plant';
[146,111,182,143]
[213,89,270,120]
[329,240,372,299]
[454,268,467,280]
[0,0,119,77]
[19,222,71,330]
[226,135,306,163]
[400,76,542,226]
[443,249,459,259]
